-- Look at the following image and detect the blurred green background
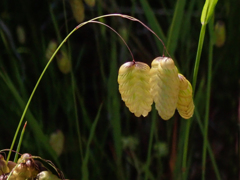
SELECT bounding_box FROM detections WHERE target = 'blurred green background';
[0,0,239,179]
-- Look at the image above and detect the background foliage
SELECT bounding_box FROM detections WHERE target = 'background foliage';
[0,0,239,179]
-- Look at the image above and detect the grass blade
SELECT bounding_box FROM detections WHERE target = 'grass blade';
[201,16,215,180]
[166,0,187,55]
[144,109,157,180]
[201,0,218,25]
[81,103,103,180]
[13,121,27,163]
[107,36,123,179]
[139,0,166,52]
[0,72,59,165]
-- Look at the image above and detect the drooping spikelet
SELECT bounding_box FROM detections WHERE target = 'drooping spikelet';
[36,171,61,180]
[0,154,10,175]
[177,74,194,119]
[118,61,153,117]
[149,57,179,120]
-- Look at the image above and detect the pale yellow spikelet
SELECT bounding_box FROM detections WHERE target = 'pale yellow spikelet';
[69,0,85,23]
[118,61,153,117]
[177,74,194,119]
[149,57,179,120]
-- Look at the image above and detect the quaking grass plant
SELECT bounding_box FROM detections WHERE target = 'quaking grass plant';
[0,0,225,179]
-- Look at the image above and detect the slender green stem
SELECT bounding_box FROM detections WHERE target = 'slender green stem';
[192,24,207,94]
[202,17,214,180]
[71,73,84,162]
[181,119,191,179]
[82,104,103,180]
[144,110,157,180]
[49,4,62,43]
[7,12,166,164]
[6,27,77,162]
[182,24,207,179]
[13,121,27,163]
[63,0,84,164]
[166,0,186,55]
[195,108,221,180]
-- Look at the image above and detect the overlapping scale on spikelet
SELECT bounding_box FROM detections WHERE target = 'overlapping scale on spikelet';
[177,74,194,119]
[118,61,153,117]
[149,57,179,120]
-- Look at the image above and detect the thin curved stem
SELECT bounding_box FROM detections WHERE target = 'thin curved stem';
[8,13,167,163]
[76,14,168,57]
[7,27,77,162]
[89,20,135,61]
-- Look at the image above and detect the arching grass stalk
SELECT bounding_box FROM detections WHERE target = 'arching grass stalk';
[7,13,167,164]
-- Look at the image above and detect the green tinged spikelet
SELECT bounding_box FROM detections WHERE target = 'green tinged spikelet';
[0,155,10,175]
[36,171,61,180]
[69,0,85,23]
[149,57,179,120]
[177,74,194,119]
[214,20,226,47]
[118,61,153,117]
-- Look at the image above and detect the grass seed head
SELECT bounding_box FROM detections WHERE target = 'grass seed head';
[149,57,179,120]
[214,20,226,47]
[36,171,61,180]
[118,61,153,117]
[0,155,10,175]
[69,0,85,23]
[177,74,194,119]
[56,51,72,74]
[45,40,58,60]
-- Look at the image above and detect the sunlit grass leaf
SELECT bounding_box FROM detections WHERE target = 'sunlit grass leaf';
[149,57,179,120]
[118,61,153,117]
[177,74,194,119]
[201,0,218,25]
